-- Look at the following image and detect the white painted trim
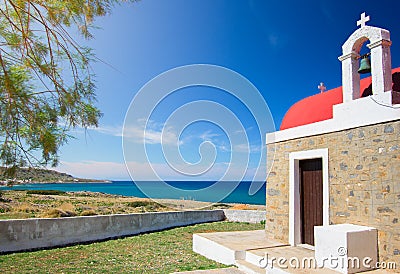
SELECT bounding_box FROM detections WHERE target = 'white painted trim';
[266,93,400,144]
[289,149,329,246]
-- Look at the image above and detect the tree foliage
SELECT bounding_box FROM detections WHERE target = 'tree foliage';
[0,0,129,173]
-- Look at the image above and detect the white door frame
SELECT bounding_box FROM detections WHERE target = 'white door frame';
[289,148,329,246]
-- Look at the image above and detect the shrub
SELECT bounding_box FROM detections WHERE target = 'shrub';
[80,210,97,216]
[58,203,75,212]
[0,204,10,213]
[212,203,231,209]
[15,203,38,213]
[41,209,76,218]
[27,190,66,195]
[126,200,166,212]
[0,190,7,202]
[126,201,150,208]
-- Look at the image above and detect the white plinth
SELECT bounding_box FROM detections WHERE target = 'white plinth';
[314,224,378,273]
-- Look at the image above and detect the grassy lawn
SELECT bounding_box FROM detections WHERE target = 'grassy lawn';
[0,221,263,273]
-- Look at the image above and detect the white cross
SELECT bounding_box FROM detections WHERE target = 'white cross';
[357,12,370,28]
[318,82,326,93]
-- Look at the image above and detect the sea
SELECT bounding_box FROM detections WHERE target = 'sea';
[1,181,266,205]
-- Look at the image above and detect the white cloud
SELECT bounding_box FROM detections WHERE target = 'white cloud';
[90,125,123,137]
[56,159,266,181]
[199,130,221,141]
[56,161,130,180]
[268,34,279,47]
[233,143,263,153]
[217,144,231,152]
[88,119,182,146]
[57,160,176,181]
[234,126,254,135]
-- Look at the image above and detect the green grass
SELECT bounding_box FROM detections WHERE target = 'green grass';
[26,190,66,196]
[126,201,166,212]
[0,221,263,273]
[0,212,33,219]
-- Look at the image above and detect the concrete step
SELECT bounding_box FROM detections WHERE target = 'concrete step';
[235,259,265,274]
[172,267,246,274]
[245,249,265,268]
[246,247,340,274]
[193,233,246,265]
[193,230,286,266]
[192,230,391,274]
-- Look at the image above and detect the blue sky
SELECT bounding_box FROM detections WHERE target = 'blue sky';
[56,0,400,180]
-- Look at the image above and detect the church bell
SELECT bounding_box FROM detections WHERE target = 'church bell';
[358,54,371,74]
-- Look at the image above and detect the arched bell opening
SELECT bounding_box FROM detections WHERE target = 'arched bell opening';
[338,16,392,104]
[354,39,373,98]
[361,69,400,99]
[349,36,373,100]
[393,72,400,92]
[357,43,372,78]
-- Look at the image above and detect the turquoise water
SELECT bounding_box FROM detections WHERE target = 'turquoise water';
[2,181,266,205]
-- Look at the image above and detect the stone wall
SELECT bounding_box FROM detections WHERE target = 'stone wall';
[0,210,225,253]
[266,120,400,262]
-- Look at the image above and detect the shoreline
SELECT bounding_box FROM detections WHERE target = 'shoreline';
[0,181,265,206]
[0,180,112,186]
[0,189,265,220]
[0,188,264,207]
[153,198,265,210]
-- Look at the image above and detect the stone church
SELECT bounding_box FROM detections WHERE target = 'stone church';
[265,13,400,265]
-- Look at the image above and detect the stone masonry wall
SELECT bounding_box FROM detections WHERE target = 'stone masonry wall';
[266,120,400,263]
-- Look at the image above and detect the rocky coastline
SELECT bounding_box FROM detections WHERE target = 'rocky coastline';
[0,167,109,186]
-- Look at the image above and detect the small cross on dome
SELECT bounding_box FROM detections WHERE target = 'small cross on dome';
[318,82,326,93]
[357,12,370,28]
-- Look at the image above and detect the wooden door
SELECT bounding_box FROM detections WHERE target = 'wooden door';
[300,158,323,246]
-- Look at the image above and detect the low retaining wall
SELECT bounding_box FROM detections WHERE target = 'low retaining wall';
[222,210,266,223]
[0,210,225,253]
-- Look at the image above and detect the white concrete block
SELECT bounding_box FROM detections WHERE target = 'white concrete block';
[314,224,378,274]
[193,234,241,265]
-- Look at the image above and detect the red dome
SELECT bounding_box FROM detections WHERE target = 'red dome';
[280,67,400,130]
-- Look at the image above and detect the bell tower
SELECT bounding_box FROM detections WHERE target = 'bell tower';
[338,12,392,104]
